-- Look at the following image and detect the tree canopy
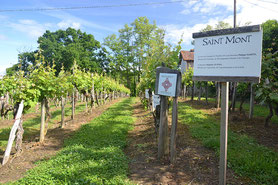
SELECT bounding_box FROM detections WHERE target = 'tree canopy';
[7,28,108,75]
[104,16,181,95]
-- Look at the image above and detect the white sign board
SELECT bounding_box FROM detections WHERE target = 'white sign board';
[153,94,160,110]
[194,31,262,78]
[157,73,177,97]
[145,89,149,99]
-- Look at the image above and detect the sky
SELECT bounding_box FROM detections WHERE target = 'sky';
[0,0,278,75]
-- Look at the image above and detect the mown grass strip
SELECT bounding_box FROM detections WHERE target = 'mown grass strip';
[179,101,278,184]
[9,98,136,185]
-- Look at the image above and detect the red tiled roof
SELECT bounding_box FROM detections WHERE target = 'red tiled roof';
[180,50,194,61]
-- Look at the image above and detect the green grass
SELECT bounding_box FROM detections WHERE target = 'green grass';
[0,102,86,153]
[187,96,278,124]
[9,98,136,185]
[234,101,278,124]
[179,102,278,184]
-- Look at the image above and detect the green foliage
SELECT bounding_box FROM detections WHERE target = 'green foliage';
[255,20,278,108]
[179,102,278,184]
[262,20,278,53]
[8,28,107,75]
[0,71,39,111]
[182,67,194,87]
[5,63,20,76]
[201,21,232,32]
[71,63,130,95]
[29,55,60,102]
[256,51,278,105]
[104,17,181,96]
[11,98,136,185]
[38,28,106,74]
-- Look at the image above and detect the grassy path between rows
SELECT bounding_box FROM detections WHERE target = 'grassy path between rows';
[8,98,136,185]
[179,101,278,184]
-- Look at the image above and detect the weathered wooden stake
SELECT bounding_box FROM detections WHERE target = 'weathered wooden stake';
[40,98,46,143]
[219,82,229,185]
[191,82,194,101]
[158,95,169,159]
[231,82,237,112]
[85,94,88,113]
[15,120,24,154]
[217,82,221,109]
[71,91,75,120]
[2,100,24,165]
[61,97,65,128]
[92,80,95,109]
[249,83,254,119]
[170,97,178,163]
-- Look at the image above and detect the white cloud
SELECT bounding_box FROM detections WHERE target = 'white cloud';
[180,0,278,24]
[192,3,202,12]
[9,19,52,39]
[162,18,220,45]
[57,20,81,29]
[0,34,7,40]
[167,0,278,46]
[236,1,278,25]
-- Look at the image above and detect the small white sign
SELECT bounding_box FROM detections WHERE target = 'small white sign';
[194,31,262,78]
[158,73,177,97]
[153,94,160,110]
[145,89,149,99]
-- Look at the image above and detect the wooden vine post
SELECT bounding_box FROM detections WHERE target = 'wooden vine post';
[249,83,254,119]
[91,74,96,110]
[61,97,65,128]
[192,25,262,184]
[40,98,46,143]
[71,90,75,120]
[170,96,178,163]
[2,100,24,165]
[155,66,181,162]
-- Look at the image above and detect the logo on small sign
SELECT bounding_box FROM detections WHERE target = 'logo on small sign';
[157,73,177,97]
[162,78,172,92]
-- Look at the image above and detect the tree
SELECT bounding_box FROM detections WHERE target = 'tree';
[105,17,181,96]
[38,28,106,74]
[104,24,135,90]
[261,20,278,54]
[6,51,36,76]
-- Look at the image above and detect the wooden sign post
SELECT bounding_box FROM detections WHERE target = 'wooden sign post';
[155,67,181,162]
[192,25,263,185]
